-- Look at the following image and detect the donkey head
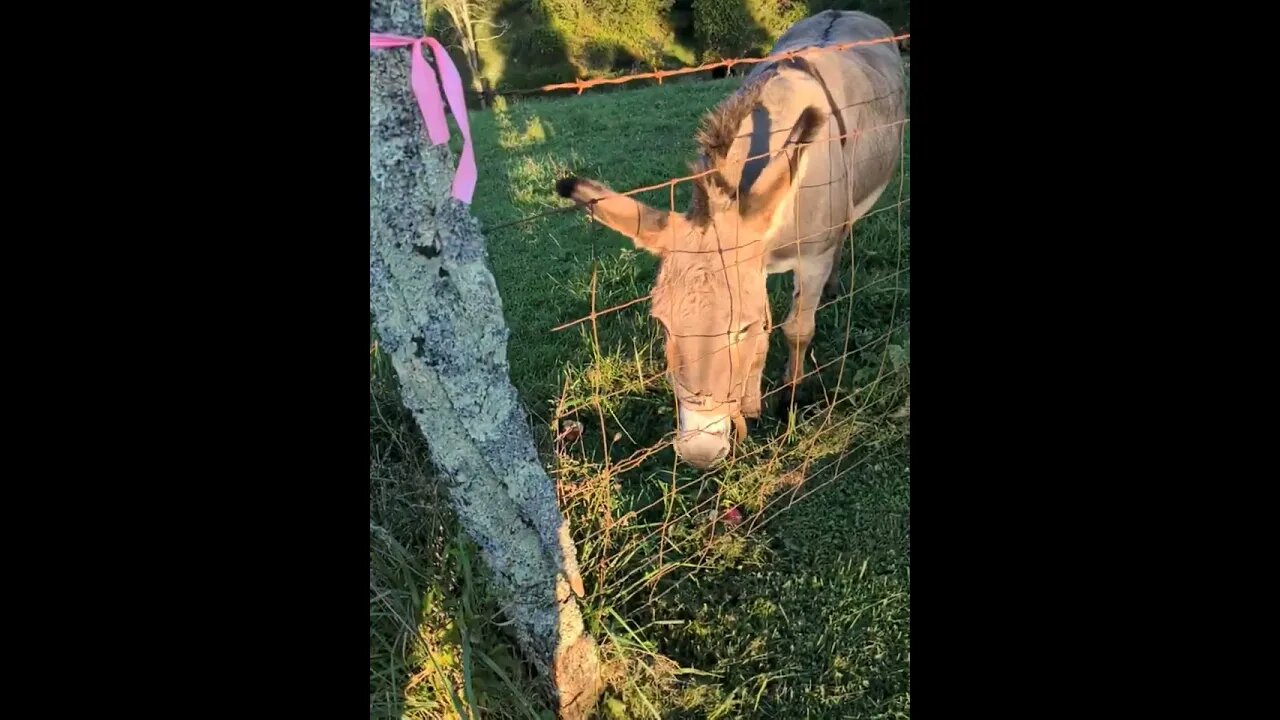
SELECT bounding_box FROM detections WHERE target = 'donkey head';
[555,103,827,468]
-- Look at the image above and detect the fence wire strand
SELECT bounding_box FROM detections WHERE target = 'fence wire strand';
[471,33,908,98]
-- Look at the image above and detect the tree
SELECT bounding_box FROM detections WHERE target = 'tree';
[369,0,602,716]
[425,0,506,107]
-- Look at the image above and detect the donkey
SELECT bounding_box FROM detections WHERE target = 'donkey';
[555,10,906,468]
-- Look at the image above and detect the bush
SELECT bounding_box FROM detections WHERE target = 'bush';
[694,0,909,61]
[539,0,675,74]
[693,0,807,60]
[456,0,909,94]
[809,0,910,32]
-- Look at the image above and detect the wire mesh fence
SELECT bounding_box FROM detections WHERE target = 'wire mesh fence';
[476,34,911,625]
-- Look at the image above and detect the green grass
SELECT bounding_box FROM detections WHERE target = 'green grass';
[374,73,909,718]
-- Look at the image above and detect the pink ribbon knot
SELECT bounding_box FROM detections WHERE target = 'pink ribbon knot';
[370,33,477,204]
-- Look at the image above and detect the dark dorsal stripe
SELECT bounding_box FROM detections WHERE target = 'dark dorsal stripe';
[778,55,849,151]
[741,56,847,196]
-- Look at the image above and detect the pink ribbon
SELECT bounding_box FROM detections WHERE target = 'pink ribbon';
[370,33,477,204]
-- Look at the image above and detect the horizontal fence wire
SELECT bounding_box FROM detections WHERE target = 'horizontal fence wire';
[467,33,909,98]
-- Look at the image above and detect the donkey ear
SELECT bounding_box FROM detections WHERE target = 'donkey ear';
[740,106,826,230]
[556,176,675,256]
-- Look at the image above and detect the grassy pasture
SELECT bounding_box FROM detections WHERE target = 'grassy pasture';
[372,72,910,719]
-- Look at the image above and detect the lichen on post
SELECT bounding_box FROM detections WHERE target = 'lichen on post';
[368,0,601,715]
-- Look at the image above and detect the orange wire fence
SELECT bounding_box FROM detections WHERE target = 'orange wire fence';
[469,32,910,98]
[472,34,910,620]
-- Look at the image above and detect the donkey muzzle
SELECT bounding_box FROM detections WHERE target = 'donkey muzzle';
[675,406,735,468]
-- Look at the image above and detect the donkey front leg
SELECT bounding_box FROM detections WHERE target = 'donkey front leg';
[824,228,849,301]
[775,256,833,418]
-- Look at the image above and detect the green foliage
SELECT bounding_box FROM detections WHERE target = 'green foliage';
[436,0,691,94]
[692,0,808,60]
[539,0,676,74]
[433,0,909,95]
[693,0,909,61]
